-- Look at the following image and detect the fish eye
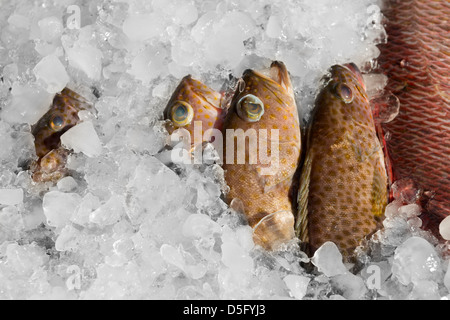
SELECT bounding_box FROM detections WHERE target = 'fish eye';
[170,101,194,127]
[237,94,264,122]
[334,83,354,104]
[49,115,65,131]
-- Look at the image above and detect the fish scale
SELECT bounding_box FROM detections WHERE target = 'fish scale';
[377,0,450,226]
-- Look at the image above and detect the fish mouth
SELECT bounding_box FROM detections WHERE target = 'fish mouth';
[343,63,366,91]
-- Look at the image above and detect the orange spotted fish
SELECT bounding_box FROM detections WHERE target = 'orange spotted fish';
[31,88,91,183]
[295,64,388,258]
[377,0,450,237]
[222,61,301,250]
[164,76,227,148]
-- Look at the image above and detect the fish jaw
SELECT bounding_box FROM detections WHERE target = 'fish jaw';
[31,147,70,183]
[223,61,301,250]
[164,76,226,146]
[296,64,388,258]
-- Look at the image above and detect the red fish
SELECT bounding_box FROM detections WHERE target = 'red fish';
[376,0,450,235]
[31,88,91,183]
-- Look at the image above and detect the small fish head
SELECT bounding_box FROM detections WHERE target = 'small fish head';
[316,64,372,127]
[164,76,224,145]
[226,61,298,141]
[32,89,88,158]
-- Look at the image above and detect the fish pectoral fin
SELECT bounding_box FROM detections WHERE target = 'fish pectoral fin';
[295,146,312,243]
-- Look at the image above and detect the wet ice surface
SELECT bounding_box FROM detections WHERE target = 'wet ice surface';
[0,0,449,300]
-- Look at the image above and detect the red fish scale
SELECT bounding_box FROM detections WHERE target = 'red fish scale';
[377,0,450,222]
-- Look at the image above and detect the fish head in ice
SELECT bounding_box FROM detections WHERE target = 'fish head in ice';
[164,76,226,147]
[31,88,91,183]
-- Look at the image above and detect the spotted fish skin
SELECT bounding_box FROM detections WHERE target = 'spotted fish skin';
[377,0,450,231]
[223,61,301,250]
[164,76,226,146]
[296,65,388,258]
[31,88,91,183]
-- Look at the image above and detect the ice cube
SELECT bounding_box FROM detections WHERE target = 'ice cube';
[182,214,222,239]
[221,241,254,274]
[128,46,168,84]
[392,236,442,286]
[0,188,23,206]
[6,243,48,276]
[122,13,165,42]
[8,14,30,29]
[38,16,63,42]
[283,275,310,300]
[444,262,450,293]
[89,195,125,227]
[66,43,103,80]
[311,242,348,277]
[71,192,101,227]
[33,54,69,94]
[409,280,440,300]
[61,121,103,157]
[439,216,450,241]
[160,244,207,280]
[0,206,24,235]
[55,225,81,252]
[266,15,284,39]
[43,191,82,228]
[331,273,367,300]
[173,3,198,26]
[2,83,53,125]
[57,176,78,192]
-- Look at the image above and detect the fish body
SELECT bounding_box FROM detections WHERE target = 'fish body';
[377,0,450,232]
[296,64,388,257]
[164,76,226,148]
[31,88,91,183]
[222,61,301,250]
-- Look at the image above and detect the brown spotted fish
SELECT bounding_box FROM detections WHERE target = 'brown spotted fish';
[377,0,450,237]
[295,64,388,258]
[31,88,91,183]
[222,61,301,250]
[164,76,227,148]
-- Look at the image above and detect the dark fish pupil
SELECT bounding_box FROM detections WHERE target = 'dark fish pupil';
[52,116,64,127]
[340,84,352,100]
[174,105,187,120]
[246,102,261,114]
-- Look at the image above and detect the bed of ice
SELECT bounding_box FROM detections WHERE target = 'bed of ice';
[0,0,449,300]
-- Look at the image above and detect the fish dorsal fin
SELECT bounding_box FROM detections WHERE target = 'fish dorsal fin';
[295,145,312,243]
[295,119,314,243]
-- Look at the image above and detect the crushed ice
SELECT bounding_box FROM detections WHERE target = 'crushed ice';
[0,0,449,300]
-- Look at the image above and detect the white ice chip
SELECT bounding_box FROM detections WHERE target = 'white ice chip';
[61,121,103,157]
[392,236,442,286]
[439,215,450,240]
[0,188,23,206]
[33,54,69,94]
[311,242,348,277]
[283,275,310,300]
